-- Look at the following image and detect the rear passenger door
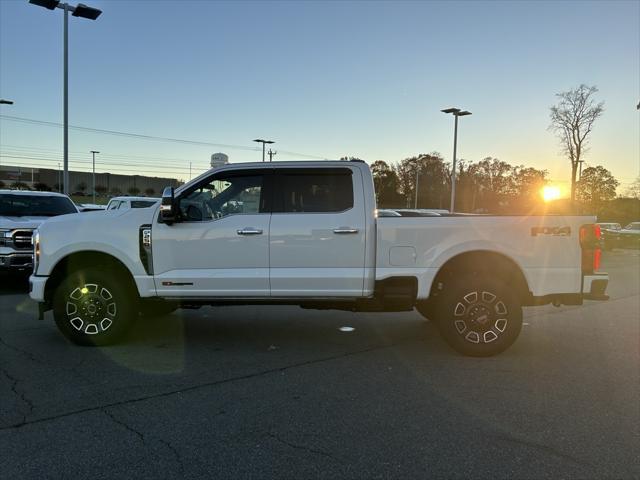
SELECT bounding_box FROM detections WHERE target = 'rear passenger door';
[269,167,366,297]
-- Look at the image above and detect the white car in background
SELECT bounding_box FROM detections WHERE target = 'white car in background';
[106,196,160,211]
[77,203,107,212]
[618,222,640,248]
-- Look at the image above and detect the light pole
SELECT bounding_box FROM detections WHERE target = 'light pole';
[29,0,102,195]
[90,150,99,203]
[441,107,472,213]
[253,139,274,162]
[0,100,13,169]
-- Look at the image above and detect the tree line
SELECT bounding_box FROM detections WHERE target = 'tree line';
[365,154,637,222]
[0,179,156,197]
[370,154,550,213]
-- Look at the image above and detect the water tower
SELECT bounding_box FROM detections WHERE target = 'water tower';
[210,153,229,169]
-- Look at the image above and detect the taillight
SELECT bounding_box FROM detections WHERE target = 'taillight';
[580,224,601,273]
[593,248,601,271]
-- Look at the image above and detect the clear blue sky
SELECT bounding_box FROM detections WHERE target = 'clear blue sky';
[1,0,638,190]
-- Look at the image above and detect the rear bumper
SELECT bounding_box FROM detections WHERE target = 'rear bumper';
[582,272,609,301]
[528,272,609,306]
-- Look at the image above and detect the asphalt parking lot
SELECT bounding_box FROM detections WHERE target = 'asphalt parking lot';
[1,251,638,479]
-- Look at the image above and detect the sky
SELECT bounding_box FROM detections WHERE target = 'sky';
[0,0,638,191]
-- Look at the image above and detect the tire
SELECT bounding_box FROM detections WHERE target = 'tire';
[433,274,523,357]
[415,300,434,321]
[53,269,136,346]
[139,299,179,318]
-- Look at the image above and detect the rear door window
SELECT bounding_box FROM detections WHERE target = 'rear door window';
[274,169,354,213]
[130,200,157,208]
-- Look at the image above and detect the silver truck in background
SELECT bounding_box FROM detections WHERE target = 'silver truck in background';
[0,190,78,272]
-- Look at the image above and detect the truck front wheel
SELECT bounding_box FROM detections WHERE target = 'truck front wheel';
[434,275,523,357]
[53,269,136,346]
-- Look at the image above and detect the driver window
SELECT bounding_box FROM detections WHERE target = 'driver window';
[179,174,265,222]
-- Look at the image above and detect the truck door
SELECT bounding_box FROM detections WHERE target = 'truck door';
[152,169,272,297]
[269,167,366,297]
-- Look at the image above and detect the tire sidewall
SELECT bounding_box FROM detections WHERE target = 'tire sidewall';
[53,269,135,346]
[435,274,523,357]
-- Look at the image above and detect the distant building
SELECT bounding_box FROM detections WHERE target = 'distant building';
[0,165,180,195]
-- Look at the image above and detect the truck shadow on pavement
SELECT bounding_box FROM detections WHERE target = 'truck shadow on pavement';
[34,308,447,378]
[0,273,30,295]
[124,306,435,351]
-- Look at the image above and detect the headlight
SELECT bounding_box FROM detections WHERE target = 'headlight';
[33,230,40,273]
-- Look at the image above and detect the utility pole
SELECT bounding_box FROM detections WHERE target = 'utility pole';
[253,139,275,162]
[267,149,277,162]
[189,162,192,180]
[90,150,99,203]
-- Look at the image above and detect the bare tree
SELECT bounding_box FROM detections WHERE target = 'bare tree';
[624,176,640,199]
[549,84,604,203]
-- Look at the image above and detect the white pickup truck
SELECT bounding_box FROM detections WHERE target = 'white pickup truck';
[1,190,78,272]
[29,160,608,356]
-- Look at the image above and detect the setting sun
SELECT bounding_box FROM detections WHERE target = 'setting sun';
[541,185,561,202]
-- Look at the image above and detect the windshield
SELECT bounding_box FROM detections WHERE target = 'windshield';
[0,194,77,217]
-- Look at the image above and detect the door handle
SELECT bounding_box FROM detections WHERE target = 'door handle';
[333,228,359,234]
[237,228,263,235]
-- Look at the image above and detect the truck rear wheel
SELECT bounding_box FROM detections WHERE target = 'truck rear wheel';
[53,269,136,346]
[434,275,522,357]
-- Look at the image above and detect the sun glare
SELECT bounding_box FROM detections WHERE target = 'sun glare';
[541,185,561,203]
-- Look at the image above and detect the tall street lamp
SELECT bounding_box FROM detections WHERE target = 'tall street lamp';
[0,100,13,169]
[90,150,99,203]
[29,0,102,195]
[253,139,274,162]
[441,107,472,213]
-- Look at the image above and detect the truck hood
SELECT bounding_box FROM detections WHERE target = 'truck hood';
[38,207,156,234]
[0,216,52,230]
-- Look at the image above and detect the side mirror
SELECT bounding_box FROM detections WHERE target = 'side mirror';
[160,186,177,224]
